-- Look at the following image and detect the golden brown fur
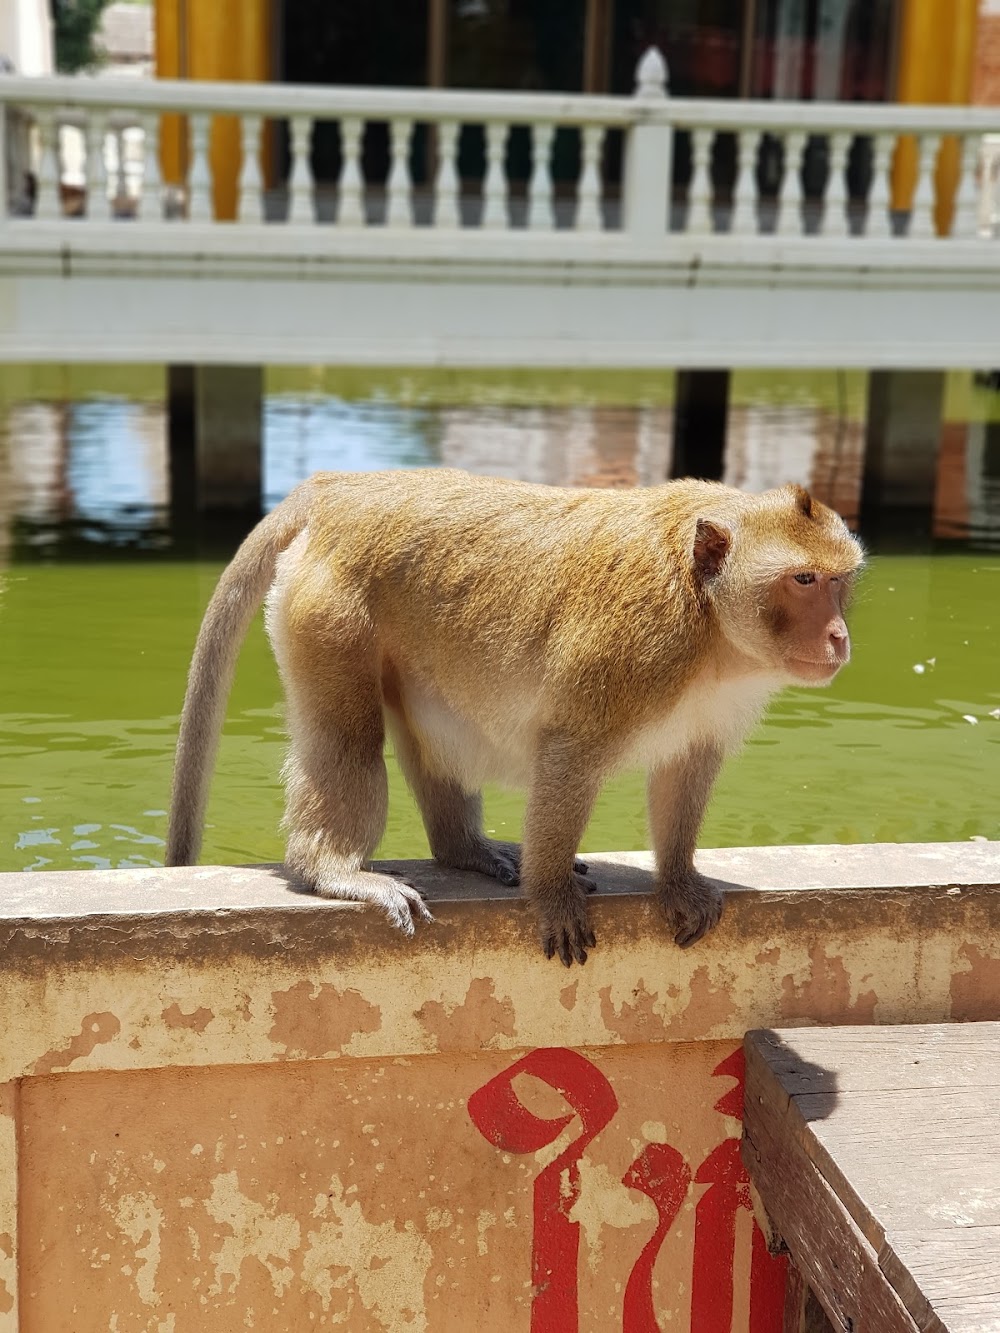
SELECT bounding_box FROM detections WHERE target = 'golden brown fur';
[167,469,863,965]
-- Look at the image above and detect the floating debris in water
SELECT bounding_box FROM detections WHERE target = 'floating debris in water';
[989,709,1000,720]
[962,714,979,725]
[913,663,926,674]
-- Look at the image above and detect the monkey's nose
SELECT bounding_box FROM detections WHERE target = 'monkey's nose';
[829,622,850,660]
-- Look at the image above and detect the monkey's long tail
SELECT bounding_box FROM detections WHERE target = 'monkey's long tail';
[165,480,314,867]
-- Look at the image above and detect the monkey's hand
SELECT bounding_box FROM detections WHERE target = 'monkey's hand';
[536,874,598,966]
[656,870,724,949]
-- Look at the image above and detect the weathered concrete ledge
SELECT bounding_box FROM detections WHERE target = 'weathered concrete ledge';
[1,842,998,1332]
[0,842,997,1082]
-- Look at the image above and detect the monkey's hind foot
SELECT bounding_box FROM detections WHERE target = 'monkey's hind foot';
[657,870,724,949]
[434,837,589,890]
[309,870,434,938]
[536,875,598,967]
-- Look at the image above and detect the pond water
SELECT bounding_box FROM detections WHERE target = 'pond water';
[2,365,999,872]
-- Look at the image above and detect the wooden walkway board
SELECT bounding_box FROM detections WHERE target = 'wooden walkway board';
[743,1023,1000,1333]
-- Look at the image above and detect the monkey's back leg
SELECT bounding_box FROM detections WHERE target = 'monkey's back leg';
[268,586,432,936]
[384,696,589,889]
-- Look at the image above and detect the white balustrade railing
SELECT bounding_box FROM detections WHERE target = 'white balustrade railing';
[1,50,999,241]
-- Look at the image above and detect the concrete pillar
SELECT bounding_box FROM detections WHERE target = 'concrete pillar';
[670,370,729,481]
[168,364,263,529]
[860,370,944,544]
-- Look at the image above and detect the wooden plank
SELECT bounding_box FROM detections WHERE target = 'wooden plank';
[747,1025,1000,1095]
[784,1265,837,1333]
[880,1231,1000,1333]
[743,1045,922,1333]
[746,1027,1000,1333]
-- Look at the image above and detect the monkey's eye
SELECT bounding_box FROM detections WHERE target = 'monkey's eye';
[793,572,816,586]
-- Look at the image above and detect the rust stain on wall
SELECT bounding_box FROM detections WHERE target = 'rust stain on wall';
[599,979,668,1043]
[950,943,1000,1021]
[780,947,877,1025]
[162,1003,215,1033]
[269,981,381,1058]
[29,1011,121,1075]
[416,978,515,1050]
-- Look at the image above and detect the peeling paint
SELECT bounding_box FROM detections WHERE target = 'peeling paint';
[569,1159,656,1270]
[111,1191,163,1307]
[204,1171,300,1298]
[268,981,381,1058]
[559,982,578,1012]
[598,980,668,1043]
[415,978,515,1050]
[950,943,1000,1021]
[162,1004,214,1033]
[678,966,738,1035]
[30,1011,121,1075]
[780,946,878,1025]
[302,1178,433,1328]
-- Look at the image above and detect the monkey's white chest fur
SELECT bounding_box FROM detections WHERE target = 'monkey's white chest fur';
[615,669,779,774]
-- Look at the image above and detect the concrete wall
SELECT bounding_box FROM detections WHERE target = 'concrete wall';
[1,842,998,1331]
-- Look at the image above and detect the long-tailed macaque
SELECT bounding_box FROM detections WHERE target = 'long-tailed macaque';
[167,471,863,966]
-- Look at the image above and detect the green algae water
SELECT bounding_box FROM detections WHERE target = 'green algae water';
[2,364,1000,872]
[2,554,999,872]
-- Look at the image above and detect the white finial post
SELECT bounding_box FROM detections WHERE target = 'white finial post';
[635,46,668,99]
[623,46,672,238]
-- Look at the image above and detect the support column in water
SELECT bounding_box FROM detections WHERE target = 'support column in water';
[167,364,263,528]
[860,370,944,544]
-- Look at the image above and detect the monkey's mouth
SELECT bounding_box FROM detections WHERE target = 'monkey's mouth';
[786,657,845,683]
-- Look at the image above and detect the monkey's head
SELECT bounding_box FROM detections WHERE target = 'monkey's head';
[692,484,864,686]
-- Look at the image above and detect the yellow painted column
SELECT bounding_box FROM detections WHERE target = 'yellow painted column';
[892,0,978,233]
[154,0,272,220]
[154,0,186,190]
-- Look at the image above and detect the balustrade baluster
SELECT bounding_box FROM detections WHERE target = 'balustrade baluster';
[951,133,981,239]
[139,111,162,221]
[909,133,940,239]
[433,120,460,227]
[527,122,555,230]
[731,129,760,235]
[480,121,508,229]
[35,110,60,220]
[686,127,714,234]
[823,132,851,237]
[84,111,105,220]
[114,124,129,205]
[385,118,413,228]
[236,114,263,224]
[287,114,314,224]
[337,117,365,226]
[777,130,805,235]
[865,132,894,237]
[576,124,604,231]
[187,112,213,221]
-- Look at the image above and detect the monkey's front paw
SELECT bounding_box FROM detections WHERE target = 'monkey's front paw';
[537,878,597,966]
[657,871,724,948]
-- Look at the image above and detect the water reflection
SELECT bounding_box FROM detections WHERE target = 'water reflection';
[2,368,999,556]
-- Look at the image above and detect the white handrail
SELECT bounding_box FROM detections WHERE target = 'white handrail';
[2,52,998,240]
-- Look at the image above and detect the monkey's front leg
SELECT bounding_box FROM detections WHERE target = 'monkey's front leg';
[521,735,599,966]
[648,743,725,948]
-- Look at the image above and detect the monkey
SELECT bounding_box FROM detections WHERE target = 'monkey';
[167,470,863,967]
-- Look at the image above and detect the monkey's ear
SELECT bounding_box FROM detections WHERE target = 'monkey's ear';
[790,484,813,518]
[693,519,731,580]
